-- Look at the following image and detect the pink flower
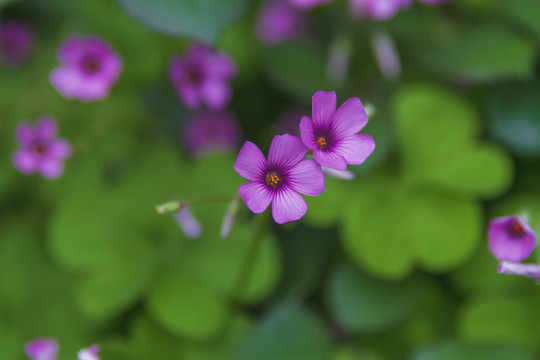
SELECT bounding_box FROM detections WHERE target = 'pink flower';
[77,344,100,360]
[288,0,332,10]
[182,112,241,156]
[24,338,58,360]
[50,35,122,102]
[256,0,305,45]
[169,43,236,112]
[0,21,35,66]
[349,0,412,20]
[299,91,375,171]
[234,134,325,224]
[488,216,537,262]
[13,117,72,179]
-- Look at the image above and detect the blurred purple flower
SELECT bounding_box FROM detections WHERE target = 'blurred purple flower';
[299,91,375,171]
[288,0,332,10]
[25,338,58,360]
[174,207,202,238]
[488,216,537,262]
[78,344,100,360]
[169,43,236,112]
[349,0,412,20]
[272,107,306,137]
[182,112,241,156]
[371,30,401,80]
[13,117,72,179]
[234,134,325,224]
[498,261,540,282]
[0,21,34,66]
[256,0,305,45]
[50,35,122,102]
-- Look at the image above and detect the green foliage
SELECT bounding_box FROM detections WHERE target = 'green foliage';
[116,0,250,44]
[414,341,535,360]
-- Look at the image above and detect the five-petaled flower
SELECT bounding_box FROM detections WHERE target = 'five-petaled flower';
[50,34,122,102]
[488,215,537,262]
[169,43,236,112]
[234,134,325,224]
[13,117,72,179]
[299,90,375,171]
[0,21,35,66]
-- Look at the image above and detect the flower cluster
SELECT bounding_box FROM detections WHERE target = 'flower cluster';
[487,215,540,281]
[234,91,375,224]
[25,338,99,360]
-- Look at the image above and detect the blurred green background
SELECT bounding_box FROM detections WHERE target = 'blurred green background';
[2,0,540,359]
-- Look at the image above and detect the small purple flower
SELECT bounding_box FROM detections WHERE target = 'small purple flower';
[488,216,537,262]
[50,35,122,102]
[24,338,58,360]
[288,0,332,10]
[234,134,325,224]
[497,261,540,282]
[349,0,412,20]
[299,91,375,171]
[78,344,100,360]
[182,112,241,156]
[256,0,305,45]
[174,207,202,238]
[0,21,34,66]
[169,43,236,112]
[13,117,72,179]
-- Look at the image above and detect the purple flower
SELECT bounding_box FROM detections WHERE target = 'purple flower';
[0,21,34,66]
[234,134,325,224]
[256,0,305,45]
[24,338,58,360]
[13,117,72,179]
[169,43,236,112]
[349,0,412,20]
[50,35,122,102]
[288,0,332,10]
[174,207,202,238]
[488,216,537,262]
[497,261,540,282]
[299,91,375,171]
[78,344,100,360]
[182,112,241,156]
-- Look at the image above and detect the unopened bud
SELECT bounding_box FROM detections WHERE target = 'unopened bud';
[156,201,182,214]
[221,197,240,239]
[321,166,355,180]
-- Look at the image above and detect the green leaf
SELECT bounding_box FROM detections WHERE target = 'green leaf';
[394,84,513,198]
[263,43,339,100]
[458,295,540,350]
[414,341,535,360]
[237,305,332,360]
[499,0,540,38]
[342,179,480,279]
[487,84,540,157]
[327,263,425,333]
[423,24,536,81]
[116,0,250,44]
[146,268,229,340]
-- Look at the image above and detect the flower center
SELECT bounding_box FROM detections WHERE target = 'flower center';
[83,57,100,74]
[265,172,282,188]
[187,66,202,84]
[33,142,46,156]
[510,220,525,236]
[316,136,328,150]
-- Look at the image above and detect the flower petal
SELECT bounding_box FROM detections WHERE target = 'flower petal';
[174,207,202,238]
[201,79,232,111]
[234,141,267,181]
[287,159,325,196]
[35,117,57,141]
[15,121,34,146]
[488,216,537,262]
[177,83,201,110]
[333,133,375,165]
[13,149,37,174]
[37,157,65,179]
[48,139,73,159]
[206,52,236,78]
[271,186,307,224]
[299,116,316,149]
[78,344,100,360]
[312,90,336,129]
[50,67,84,99]
[330,97,368,138]
[498,261,540,282]
[238,181,273,214]
[267,134,307,169]
[312,148,347,170]
[25,338,59,360]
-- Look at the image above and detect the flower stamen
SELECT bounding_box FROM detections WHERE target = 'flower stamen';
[510,220,525,236]
[265,172,281,188]
[316,136,327,150]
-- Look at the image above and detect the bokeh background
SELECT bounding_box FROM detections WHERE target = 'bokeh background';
[2,0,540,359]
